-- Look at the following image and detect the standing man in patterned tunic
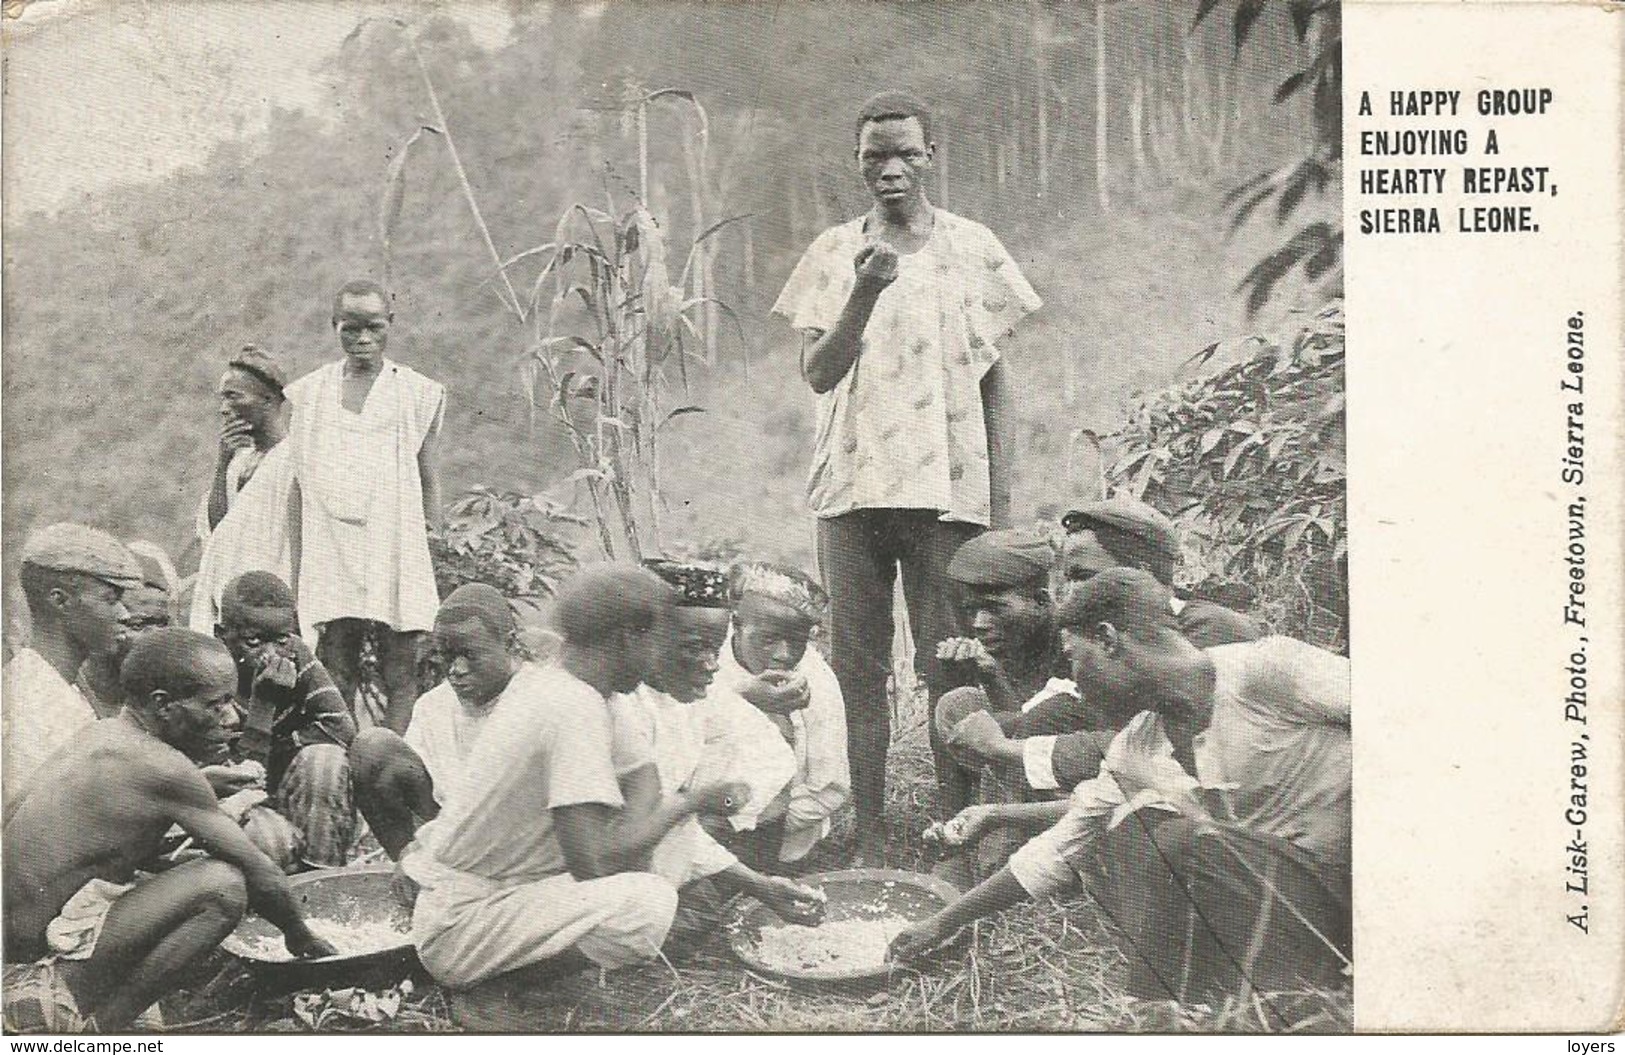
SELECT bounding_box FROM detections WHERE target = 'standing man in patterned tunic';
[771,91,1041,863]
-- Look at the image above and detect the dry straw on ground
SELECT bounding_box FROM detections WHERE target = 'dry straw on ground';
[163,701,1348,1034]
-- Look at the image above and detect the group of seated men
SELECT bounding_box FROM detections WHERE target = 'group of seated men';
[1,522,850,1031]
[2,488,1349,1030]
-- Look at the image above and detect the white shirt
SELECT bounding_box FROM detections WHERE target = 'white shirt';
[1008,637,1351,902]
[406,664,623,887]
[2,649,98,804]
[608,685,739,886]
[403,678,504,807]
[715,631,850,862]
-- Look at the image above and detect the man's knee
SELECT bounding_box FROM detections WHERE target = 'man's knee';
[607,872,679,928]
[189,860,249,922]
[241,807,303,874]
[289,743,351,790]
[935,686,991,743]
[593,872,679,957]
[350,727,410,789]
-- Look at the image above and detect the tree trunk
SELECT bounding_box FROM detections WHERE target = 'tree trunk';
[1094,0,1110,213]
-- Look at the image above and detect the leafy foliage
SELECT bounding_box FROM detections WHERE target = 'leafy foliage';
[428,487,583,603]
[1199,0,1342,314]
[516,189,742,563]
[1108,300,1346,650]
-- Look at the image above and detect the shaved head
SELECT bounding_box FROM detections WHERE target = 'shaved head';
[120,628,235,706]
[553,565,672,644]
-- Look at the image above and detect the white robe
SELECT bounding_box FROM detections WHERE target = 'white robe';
[188,442,297,632]
[285,359,444,636]
[2,649,98,804]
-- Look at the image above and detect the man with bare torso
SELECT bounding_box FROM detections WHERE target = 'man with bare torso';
[3,629,336,1032]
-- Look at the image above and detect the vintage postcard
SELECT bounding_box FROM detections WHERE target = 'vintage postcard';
[0,0,1617,1039]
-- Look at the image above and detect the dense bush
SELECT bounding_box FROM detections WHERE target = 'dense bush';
[428,487,582,603]
[1108,299,1346,651]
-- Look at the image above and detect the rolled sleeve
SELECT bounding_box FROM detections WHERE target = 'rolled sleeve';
[1023,735,1061,792]
[1008,826,1079,900]
[1008,775,1127,898]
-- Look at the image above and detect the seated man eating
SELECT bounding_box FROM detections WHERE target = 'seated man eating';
[937,498,1266,807]
[890,569,1350,1011]
[3,629,336,1033]
[401,566,711,1025]
[928,528,1076,883]
[610,562,825,947]
[641,560,799,845]
[715,561,850,871]
[350,583,525,861]
[212,572,357,870]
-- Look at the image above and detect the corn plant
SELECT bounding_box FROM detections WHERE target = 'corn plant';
[511,194,748,562]
[361,17,748,562]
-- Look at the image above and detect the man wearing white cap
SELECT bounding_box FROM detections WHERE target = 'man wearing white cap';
[3,524,142,803]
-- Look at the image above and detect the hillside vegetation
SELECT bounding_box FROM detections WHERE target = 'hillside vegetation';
[2,2,1330,630]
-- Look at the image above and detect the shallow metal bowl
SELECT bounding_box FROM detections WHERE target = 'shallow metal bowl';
[727,867,960,985]
[221,863,421,988]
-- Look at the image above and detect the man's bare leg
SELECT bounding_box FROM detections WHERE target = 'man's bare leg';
[68,858,248,1030]
[316,618,366,716]
[350,728,438,860]
[378,629,424,735]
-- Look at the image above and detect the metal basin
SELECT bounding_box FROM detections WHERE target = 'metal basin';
[727,868,961,985]
[221,864,421,989]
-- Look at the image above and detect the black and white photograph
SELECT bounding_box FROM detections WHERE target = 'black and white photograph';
[5,0,1519,1037]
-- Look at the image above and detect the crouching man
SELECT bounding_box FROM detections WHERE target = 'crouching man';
[715,561,850,870]
[891,569,1350,1013]
[610,562,826,949]
[401,567,707,1029]
[3,629,337,1033]
[349,583,524,861]
[214,572,358,869]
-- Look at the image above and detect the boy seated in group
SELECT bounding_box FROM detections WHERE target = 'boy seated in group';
[3,629,337,1033]
[210,572,358,870]
[610,562,826,950]
[714,561,850,871]
[639,561,801,848]
[349,583,542,861]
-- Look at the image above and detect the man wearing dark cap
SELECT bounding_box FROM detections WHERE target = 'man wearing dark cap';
[1060,495,1261,649]
[77,542,178,717]
[927,528,1077,883]
[190,347,300,633]
[213,572,356,869]
[892,569,1351,1013]
[350,582,528,860]
[3,524,141,803]
[925,496,1266,796]
[772,91,1041,863]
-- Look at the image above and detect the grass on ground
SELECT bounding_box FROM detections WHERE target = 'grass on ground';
[160,683,1349,1034]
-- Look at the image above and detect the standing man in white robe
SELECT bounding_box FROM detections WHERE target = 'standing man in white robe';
[189,347,298,633]
[286,280,445,734]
